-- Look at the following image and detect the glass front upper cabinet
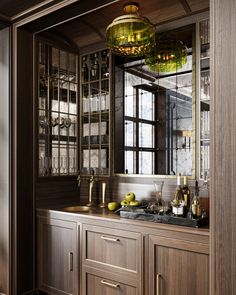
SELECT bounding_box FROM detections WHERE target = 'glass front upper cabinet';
[198,19,210,179]
[80,49,110,176]
[37,40,79,177]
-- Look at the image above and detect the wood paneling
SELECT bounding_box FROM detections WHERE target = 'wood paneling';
[35,178,80,208]
[38,209,209,295]
[37,217,79,295]
[85,273,138,295]
[187,0,209,12]
[21,0,118,34]
[0,0,44,17]
[25,0,209,53]
[0,27,10,295]
[149,235,209,295]
[210,0,236,294]
[83,224,141,275]
[15,28,34,294]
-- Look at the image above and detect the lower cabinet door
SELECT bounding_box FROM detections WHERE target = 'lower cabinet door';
[37,217,79,295]
[149,235,209,295]
[85,273,138,295]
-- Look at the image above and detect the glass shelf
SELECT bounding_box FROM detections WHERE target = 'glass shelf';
[37,41,78,177]
[199,19,210,179]
[80,49,110,176]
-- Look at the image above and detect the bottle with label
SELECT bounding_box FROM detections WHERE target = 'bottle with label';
[172,173,185,216]
[191,180,202,219]
[182,176,191,210]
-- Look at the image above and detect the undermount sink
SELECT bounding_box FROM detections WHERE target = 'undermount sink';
[63,205,91,212]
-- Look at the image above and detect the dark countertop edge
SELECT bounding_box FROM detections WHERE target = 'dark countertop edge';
[37,207,210,237]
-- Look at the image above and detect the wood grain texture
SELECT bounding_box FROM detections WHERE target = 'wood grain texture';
[210,0,236,294]
[15,28,34,295]
[82,224,141,277]
[38,210,209,295]
[0,0,45,17]
[37,208,209,242]
[0,27,10,295]
[22,0,210,53]
[149,234,209,295]
[35,178,80,208]
[85,273,137,295]
[37,217,79,295]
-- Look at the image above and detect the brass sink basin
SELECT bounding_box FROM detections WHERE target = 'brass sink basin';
[63,205,91,212]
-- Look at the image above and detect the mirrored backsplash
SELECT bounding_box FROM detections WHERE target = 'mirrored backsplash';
[114,24,195,177]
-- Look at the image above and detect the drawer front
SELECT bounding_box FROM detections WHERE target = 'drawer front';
[86,273,137,295]
[83,224,141,273]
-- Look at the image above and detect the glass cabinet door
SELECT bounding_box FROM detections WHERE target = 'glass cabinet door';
[80,49,110,176]
[38,41,79,177]
[198,19,210,179]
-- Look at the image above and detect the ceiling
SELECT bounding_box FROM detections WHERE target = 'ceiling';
[0,0,49,19]
[42,0,209,52]
[0,0,209,51]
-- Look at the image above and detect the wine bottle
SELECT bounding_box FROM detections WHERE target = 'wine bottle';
[172,173,185,216]
[182,176,191,209]
[191,180,202,219]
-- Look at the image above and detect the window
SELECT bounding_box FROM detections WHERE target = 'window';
[124,72,156,174]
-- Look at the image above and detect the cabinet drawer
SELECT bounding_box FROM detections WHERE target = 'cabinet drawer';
[85,272,138,295]
[83,224,142,274]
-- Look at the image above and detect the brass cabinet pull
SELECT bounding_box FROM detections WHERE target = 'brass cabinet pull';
[101,235,120,242]
[156,274,161,295]
[100,279,120,288]
[68,252,73,272]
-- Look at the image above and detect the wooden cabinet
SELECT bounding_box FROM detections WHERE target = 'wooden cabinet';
[149,235,209,295]
[80,49,110,177]
[82,224,141,275]
[198,18,210,179]
[37,217,79,295]
[83,271,138,295]
[81,223,142,295]
[37,40,79,177]
[37,210,209,295]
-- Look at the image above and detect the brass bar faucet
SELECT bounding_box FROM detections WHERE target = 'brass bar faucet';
[77,170,81,187]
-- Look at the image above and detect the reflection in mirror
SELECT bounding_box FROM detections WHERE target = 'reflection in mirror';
[114,25,195,176]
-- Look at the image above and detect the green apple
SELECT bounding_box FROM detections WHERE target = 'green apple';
[130,200,141,207]
[107,202,118,211]
[120,199,130,207]
[125,192,135,202]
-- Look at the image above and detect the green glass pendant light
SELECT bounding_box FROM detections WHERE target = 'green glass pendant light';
[146,38,188,73]
[106,2,156,57]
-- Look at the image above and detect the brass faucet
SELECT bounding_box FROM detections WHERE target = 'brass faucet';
[87,169,95,207]
[77,171,81,187]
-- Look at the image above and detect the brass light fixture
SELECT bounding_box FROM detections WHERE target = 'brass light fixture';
[145,38,188,73]
[106,2,156,57]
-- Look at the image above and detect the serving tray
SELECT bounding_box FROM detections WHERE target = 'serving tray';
[119,208,209,228]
